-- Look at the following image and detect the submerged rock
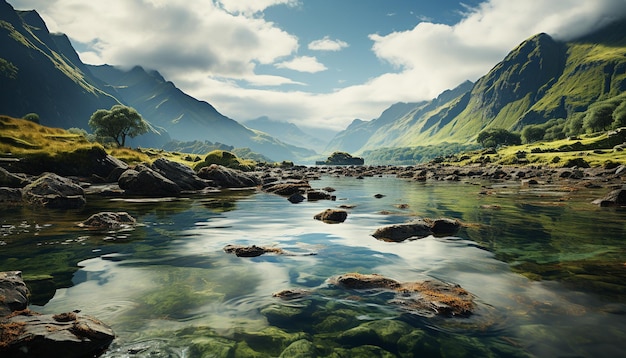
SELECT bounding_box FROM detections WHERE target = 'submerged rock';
[314,209,348,223]
[78,212,136,230]
[328,273,475,317]
[21,173,86,209]
[592,187,626,207]
[223,244,284,257]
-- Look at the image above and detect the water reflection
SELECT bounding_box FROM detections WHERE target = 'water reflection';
[2,175,624,356]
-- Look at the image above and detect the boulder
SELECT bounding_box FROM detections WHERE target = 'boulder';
[314,209,348,223]
[78,212,136,230]
[287,193,305,204]
[264,181,311,196]
[592,187,626,207]
[21,173,86,209]
[3,311,115,358]
[372,218,461,242]
[328,273,475,317]
[0,167,30,187]
[118,164,182,196]
[307,190,333,201]
[0,271,28,316]
[197,164,260,188]
[371,219,433,242]
[0,187,22,206]
[0,271,115,357]
[150,158,211,191]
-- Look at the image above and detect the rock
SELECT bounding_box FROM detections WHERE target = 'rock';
[223,244,284,257]
[307,190,332,201]
[0,271,28,316]
[0,271,115,357]
[0,167,30,187]
[78,212,136,230]
[371,219,433,242]
[150,158,210,191]
[272,289,312,300]
[329,273,475,317]
[288,193,305,204]
[118,164,182,196]
[3,311,115,358]
[374,193,385,198]
[329,273,401,290]
[592,187,626,207]
[429,218,461,237]
[0,187,22,206]
[279,339,317,358]
[264,182,311,196]
[21,173,86,209]
[314,209,348,223]
[197,164,260,188]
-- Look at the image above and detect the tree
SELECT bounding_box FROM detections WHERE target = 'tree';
[477,128,521,148]
[88,105,149,147]
[22,113,39,124]
[612,100,626,129]
[521,125,545,143]
[583,102,615,133]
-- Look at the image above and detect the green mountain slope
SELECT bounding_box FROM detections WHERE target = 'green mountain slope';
[330,18,626,159]
[0,2,119,128]
[88,65,316,161]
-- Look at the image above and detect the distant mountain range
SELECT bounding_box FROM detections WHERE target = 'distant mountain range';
[242,116,328,153]
[0,0,314,162]
[327,19,626,161]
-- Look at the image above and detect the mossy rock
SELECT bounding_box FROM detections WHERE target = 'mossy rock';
[279,339,317,357]
[329,345,396,357]
[234,326,309,357]
[193,150,256,171]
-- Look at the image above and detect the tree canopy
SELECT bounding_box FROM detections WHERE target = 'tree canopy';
[88,105,149,147]
[477,128,521,148]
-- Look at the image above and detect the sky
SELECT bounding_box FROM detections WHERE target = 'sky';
[8,0,626,137]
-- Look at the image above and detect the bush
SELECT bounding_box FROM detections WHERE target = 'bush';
[193,150,256,171]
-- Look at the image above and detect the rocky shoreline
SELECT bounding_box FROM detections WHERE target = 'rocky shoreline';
[0,150,624,355]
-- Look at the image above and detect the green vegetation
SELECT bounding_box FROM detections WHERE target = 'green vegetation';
[0,57,17,79]
[363,142,480,165]
[88,105,150,147]
[316,152,364,165]
[22,112,39,124]
[477,128,521,148]
[193,150,257,171]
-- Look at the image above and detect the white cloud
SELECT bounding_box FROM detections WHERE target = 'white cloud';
[7,0,626,135]
[275,56,327,73]
[308,36,349,51]
[217,0,299,15]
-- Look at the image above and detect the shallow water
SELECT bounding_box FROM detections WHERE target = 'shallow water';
[1,175,625,357]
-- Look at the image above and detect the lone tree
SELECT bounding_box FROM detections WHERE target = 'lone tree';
[89,105,149,147]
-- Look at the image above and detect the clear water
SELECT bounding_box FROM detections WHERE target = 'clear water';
[1,175,625,357]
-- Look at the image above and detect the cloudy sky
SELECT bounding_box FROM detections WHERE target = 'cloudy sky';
[8,0,626,136]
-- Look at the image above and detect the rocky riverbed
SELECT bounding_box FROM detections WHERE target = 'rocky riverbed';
[0,150,624,356]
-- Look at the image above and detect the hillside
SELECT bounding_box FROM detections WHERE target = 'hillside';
[0,2,119,129]
[242,116,327,153]
[0,0,315,162]
[328,19,626,162]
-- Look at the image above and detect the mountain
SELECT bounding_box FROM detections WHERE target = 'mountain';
[242,116,328,153]
[0,0,315,162]
[0,1,119,129]
[328,19,626,158]
[87,65,315,161]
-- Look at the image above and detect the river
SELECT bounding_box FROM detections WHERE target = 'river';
[1,175,625,357]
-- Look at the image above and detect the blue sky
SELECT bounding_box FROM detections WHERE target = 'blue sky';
[8,0,626,137]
